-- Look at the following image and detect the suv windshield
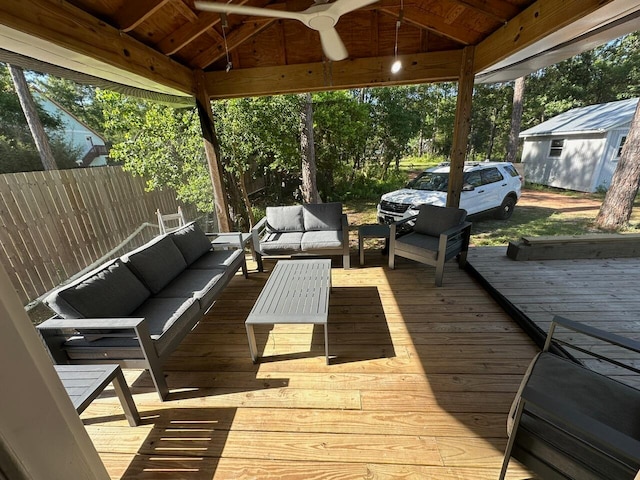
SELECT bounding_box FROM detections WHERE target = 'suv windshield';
[408,172,449,192]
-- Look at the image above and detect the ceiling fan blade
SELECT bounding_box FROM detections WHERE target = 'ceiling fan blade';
[318,28,348,61]
[328,0,379,17]
[194,1,304,21]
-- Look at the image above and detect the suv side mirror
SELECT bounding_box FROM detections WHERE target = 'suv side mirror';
[462,184,475,191]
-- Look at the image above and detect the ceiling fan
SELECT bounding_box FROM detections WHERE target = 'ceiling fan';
[194,0,379,61]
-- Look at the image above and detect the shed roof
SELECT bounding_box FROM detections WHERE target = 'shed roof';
[520,97,639,138]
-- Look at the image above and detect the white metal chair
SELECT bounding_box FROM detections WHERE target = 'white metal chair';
[157,206,186,234]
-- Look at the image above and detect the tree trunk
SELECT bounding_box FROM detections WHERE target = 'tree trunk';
[594,100,640,231]
[8,65,58,171]
[300,93,320,203]
[238,171,256,228]
[506,76,526,163]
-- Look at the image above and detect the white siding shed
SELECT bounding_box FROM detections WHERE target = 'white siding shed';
[519,98,638,193]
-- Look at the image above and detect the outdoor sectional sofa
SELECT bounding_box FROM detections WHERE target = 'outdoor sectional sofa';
[251,202,350,271]
[38,221,246,400]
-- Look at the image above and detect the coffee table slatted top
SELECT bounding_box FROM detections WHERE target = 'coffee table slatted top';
[248,259,331,324]
[245,259,332,364]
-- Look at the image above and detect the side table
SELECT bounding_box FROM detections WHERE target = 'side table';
[55,364,140,426]
[358,224,390,266]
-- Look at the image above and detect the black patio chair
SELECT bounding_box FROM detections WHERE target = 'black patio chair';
[500,315,640,480]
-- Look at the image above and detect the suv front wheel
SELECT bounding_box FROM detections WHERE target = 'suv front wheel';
[495,195,516,220]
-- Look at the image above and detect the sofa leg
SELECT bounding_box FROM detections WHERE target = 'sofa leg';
[435,262,445,287]
[256,254,264,272]
[343,253,350,269]
[148,366,169,401]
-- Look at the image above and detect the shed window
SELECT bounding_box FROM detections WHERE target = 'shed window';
[549,139,564,157]
[616,135,627,159]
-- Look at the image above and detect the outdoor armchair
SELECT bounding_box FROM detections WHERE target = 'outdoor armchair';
[500,315,640,480]
[388,204,471,286]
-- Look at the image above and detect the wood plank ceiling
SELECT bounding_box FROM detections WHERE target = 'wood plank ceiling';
[0,0,637,99]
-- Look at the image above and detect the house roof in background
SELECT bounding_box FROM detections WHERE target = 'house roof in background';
[520,97,639,138]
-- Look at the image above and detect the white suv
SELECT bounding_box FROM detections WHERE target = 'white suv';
[377,161,522,223]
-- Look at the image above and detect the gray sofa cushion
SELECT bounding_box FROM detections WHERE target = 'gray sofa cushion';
[414,205,466,237]
[266,205,304,232]
[171,221,212,265]
[190,249,244,269]
[134,297,200,356]
[303,202,343,231]
[301,230,343,251]
[395,232,439,260]
[122,235,187,294]
[154,268,225,307]
[260,232,304,254]
[45,259,150,319]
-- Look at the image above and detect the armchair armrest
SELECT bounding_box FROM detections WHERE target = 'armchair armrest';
[389,215,418,238]
[546,315,640,354]
[251,217,268,252]
[545,315,640,375]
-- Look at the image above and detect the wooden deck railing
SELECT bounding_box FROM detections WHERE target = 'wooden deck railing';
[0,166,193,305]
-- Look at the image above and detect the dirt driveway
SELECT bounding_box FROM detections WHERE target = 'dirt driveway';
[517,189,602,217]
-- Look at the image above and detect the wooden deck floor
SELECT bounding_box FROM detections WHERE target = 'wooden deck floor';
[468,247,640,388]
[81,252,538,479]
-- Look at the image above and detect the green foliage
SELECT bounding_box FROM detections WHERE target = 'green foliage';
[104,93,214,213]
[0,65,82,173]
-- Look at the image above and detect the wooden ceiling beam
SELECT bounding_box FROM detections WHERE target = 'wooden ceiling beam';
[0,0,194,95]
[450,0,519,24]
[157,12,222,55]
[379,7,476,45]
[475,0,615,74]
[114,0,170,32]
[204,50,462,98]
[192,19,278,69]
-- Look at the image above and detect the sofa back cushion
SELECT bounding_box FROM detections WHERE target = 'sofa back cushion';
[266,205,304,232]
[414,205,467,237]
[45,259,151,318]
[122,235,187,294]
[171,221,212,265]
[303,202,343,231]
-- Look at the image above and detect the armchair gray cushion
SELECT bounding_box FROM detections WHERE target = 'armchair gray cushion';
[301,230,344,251]
[414,204,467,236]
[171,221,212,265]
[266,205,304,232]
[123,235,187,294]
[394,233,439,260]
[260,232,304,253]
[303,202,343,231]
[46,259,150,319]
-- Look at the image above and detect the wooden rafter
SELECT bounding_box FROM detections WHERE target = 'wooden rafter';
[193,19,278,69]
[157,12,223,55]
[379,6,478,45]
[450,0,519,24]
[113,0,170,32]
[0,0,194,95]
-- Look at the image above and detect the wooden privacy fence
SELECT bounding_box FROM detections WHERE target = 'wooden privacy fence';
[0,166,195,306]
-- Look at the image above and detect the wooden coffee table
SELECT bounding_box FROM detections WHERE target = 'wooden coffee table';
[245,259,332,364]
